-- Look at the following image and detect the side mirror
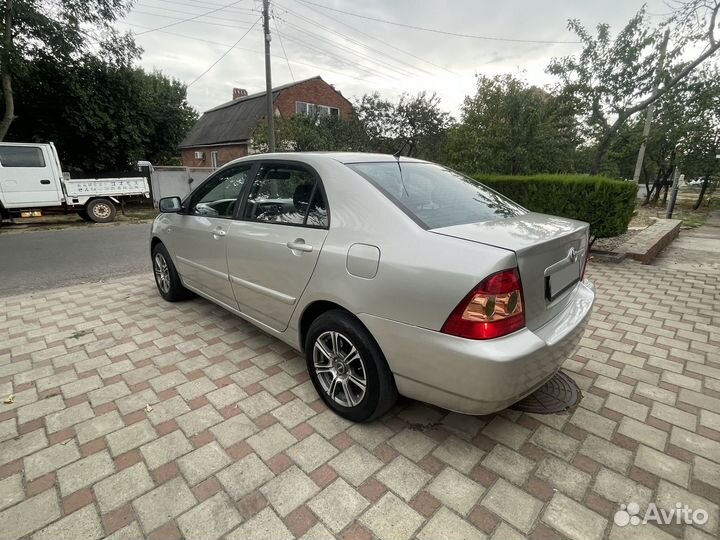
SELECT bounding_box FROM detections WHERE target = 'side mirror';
[159,197,182,213]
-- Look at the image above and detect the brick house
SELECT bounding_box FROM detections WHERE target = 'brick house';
[179,76,354,168]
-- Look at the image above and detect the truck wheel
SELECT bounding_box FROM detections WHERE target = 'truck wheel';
[86,198,116,223]
[77,209,93,222]
[152,243,192,302]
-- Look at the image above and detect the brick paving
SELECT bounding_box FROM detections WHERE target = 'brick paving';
[0,259,718,540]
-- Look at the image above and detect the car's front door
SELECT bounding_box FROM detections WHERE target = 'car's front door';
[0,145,62,206]
[170,162,255,308]
[226,162,329,331]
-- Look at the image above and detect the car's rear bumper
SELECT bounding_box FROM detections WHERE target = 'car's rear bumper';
[358,279,594,415]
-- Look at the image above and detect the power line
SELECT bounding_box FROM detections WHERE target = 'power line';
[119,21,374,83]
[145,0,257,15]
[276,15,418,79]
[135,0,248,36]
[275,2,432,77]
[277,31,382,79]
[188,15,262,87]
[179,0,258,13]
[272,13,295,81]
[296,0,581,44]
[129,9,255,30]
[282,0,452,75]
[136,1,258,24]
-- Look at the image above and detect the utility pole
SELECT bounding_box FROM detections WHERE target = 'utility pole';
[262,0,275,152]
[632,29,670,184]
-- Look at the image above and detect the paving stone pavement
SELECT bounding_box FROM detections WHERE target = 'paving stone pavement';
[0,259,719,540]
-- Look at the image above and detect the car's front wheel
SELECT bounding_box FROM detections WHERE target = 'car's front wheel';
[152,243,191,302]
[305,310,397,422]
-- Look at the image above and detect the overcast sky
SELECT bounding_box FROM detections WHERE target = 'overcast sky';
[118,0,671,116]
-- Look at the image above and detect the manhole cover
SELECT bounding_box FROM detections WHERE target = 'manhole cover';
[510,371,580,414]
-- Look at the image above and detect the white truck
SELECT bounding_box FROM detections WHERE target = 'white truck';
[0,142,150,224]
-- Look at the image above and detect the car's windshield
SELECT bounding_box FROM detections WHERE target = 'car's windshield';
[347,162,526,229]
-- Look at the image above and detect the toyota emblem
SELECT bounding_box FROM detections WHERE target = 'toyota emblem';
[568,247,578,263]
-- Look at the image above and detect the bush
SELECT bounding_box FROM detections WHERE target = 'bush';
[472,173,637,239]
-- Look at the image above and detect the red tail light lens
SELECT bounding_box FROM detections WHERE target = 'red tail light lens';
[441,268,525,340]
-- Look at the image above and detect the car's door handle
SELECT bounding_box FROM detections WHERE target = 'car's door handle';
[286,239,313,253]
[212,229,227,239]
[40,179,51,185]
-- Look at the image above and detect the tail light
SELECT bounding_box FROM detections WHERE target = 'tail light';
[441,268,525,340]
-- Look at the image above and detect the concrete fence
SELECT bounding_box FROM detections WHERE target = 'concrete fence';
[142,165,213,206]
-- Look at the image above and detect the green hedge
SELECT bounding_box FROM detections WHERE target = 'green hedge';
[472,174,637,239]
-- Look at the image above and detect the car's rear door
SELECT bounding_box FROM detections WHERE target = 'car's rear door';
[226,161,329,332]
[169,162,255,308]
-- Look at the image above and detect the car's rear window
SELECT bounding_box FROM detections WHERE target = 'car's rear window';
[346,162,526,229]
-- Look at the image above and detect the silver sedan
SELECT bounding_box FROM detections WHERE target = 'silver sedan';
[150,153,594,422]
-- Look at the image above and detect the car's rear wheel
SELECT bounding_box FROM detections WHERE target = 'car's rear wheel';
[152,243,191,302]
[305,310,397,422]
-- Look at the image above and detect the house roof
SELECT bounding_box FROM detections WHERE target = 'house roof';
[179,77,322,149]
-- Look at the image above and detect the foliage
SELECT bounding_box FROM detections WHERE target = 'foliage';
[1,0,138,139]
[605,65,720,205]
[7,54,197,170]
[353,91,452,160]
[548,1,720,174]
[473,174,637,238]
[252,113,367,153]
[444,75,580,175]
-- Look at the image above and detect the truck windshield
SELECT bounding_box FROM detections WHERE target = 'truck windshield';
[346,162,526,229]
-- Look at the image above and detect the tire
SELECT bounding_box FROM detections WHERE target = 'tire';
[86,198,116,223]
[305,310,397,422]
[151,243,192,302]
[77,209,93,222]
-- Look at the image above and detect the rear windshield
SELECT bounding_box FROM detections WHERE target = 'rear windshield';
[346,162,526,229]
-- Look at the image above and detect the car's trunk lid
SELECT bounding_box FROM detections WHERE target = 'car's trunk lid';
[432,212,589,331]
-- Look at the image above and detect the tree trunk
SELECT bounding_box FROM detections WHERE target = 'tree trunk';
[0,0,14,141]
[693,175,711,210]
[590,113,626,175]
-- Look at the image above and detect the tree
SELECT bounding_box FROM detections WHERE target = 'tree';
[8,54,197,170]
[444,74,579,175]
[252,113,367,153]
[354,91,452,160]
[604,66,720,204]
[0,0,136,140]
[548,1,720,174]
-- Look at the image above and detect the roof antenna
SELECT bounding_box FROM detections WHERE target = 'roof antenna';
[393,139,412,197]
[393,138,413,159]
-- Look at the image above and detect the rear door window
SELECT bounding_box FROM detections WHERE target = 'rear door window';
[0,146,46,167]
[347,162,525,229]
[242,164,328,228]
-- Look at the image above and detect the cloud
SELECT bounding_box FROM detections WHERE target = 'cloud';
[120,0,670,115]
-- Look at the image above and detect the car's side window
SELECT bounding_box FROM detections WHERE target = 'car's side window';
[242,164,328,228]
[191,164,252,218]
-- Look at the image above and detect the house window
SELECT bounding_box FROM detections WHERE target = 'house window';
[295,101,339,118]
[211,151,219,170]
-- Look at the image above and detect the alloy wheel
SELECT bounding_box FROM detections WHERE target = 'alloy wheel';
[313,330,367,407]
[154,253,171,294]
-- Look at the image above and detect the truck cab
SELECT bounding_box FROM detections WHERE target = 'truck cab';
[0,143,65,207]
